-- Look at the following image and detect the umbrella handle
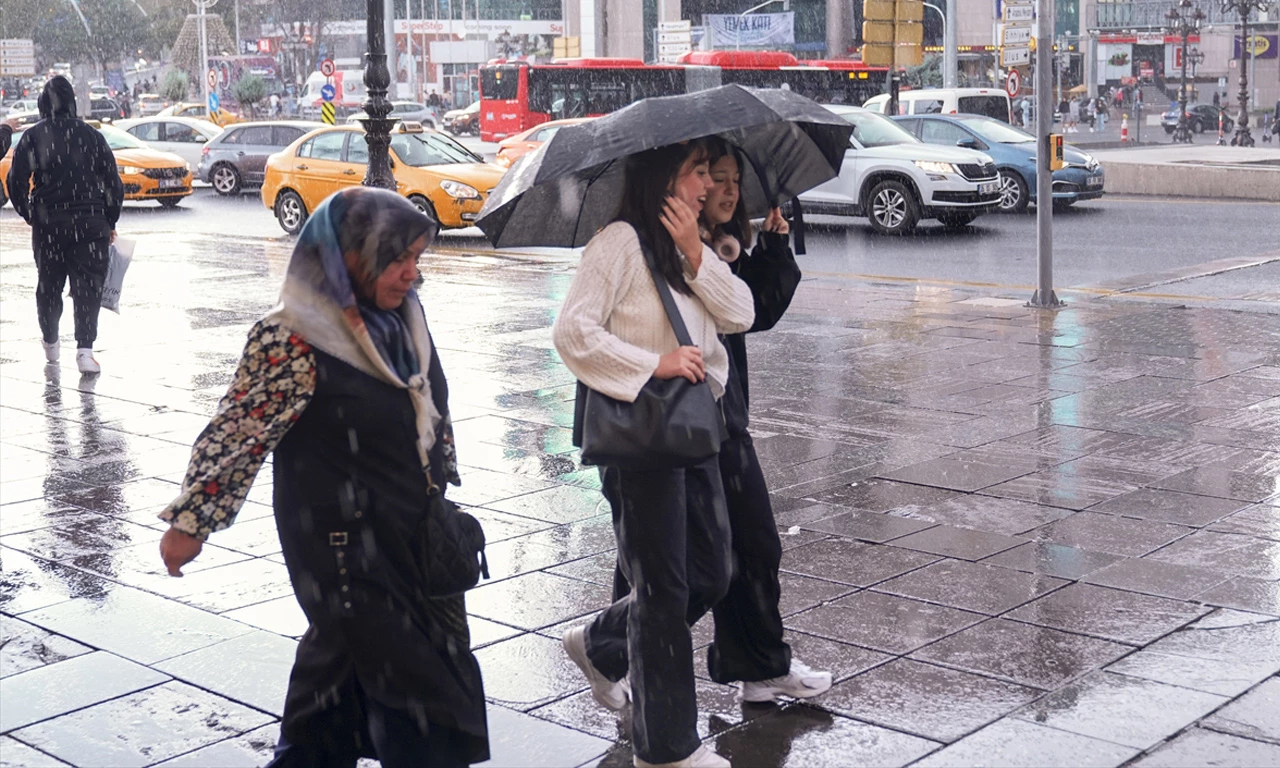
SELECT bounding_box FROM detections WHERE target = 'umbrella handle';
[790,198,806,256]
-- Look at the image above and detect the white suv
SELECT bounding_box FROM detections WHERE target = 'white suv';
[800,105,1002,235]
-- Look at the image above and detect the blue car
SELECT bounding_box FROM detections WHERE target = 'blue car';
[894,113,1105,213]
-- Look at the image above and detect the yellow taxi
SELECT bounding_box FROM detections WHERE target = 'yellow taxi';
[495,117,594,168]
[160,103,243,127]
[1,122,193,209]
[261,122,506,235]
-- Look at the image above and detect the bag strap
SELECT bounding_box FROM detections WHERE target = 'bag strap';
[638,237,696,348]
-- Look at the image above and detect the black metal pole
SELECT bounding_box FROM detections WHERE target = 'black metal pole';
[361,0,397,189]
[1174,25,1191,142]
[1232,4,1255,147]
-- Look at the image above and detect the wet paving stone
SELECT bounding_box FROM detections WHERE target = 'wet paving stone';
[473,633,591,711]
[1028,512,1194,557]
[788,591,984,655]
[895,495,1075,537]
[221,595,310,639]
[1133,727,1280,768]
[1004,583,1209,645]
[981,541,1125,580]
[1144,531,1280,580]
[1151,466,1278,503]
[878,454,1040,493]
[980,472,1140,511]
[152,630,297,716]
[801,510,936,543]
[912,717,1140,768]
[0,547,111,615]
[1013,670,1227,750]
[1201,677,1280,744]
[779,539,938,587]
[1142,609,1280,670]
[875,560,1066,616]
[1090,487,1249,528]
[886,525,1027,562]
[148,723,277,767]
[822,659,1042,743]
[910,618,1132,690]
[150,558,295,614]
[1208,502,1280,541]
[0,651,170,732]
[10,681,273,767]
[807,479,964,514]
[1106,647,1274,698]
[0,499,101,538]
[0,736,74,766]
[467,571,613,631]
[0,517,163,563]
[0,615,91,679]
[1081,557,1231,601]
[709,704,940,767]
[485,702,613,768]
[1195,577,1280,617]
[484,484,609,525]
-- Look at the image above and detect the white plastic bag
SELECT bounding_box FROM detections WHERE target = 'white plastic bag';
[101,237,135,314]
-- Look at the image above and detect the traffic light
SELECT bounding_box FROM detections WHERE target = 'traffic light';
[1048,134,1065,170]
[861,0,923,67]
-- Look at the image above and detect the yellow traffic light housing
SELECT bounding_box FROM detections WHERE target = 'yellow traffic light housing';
[1048,134,1065,170]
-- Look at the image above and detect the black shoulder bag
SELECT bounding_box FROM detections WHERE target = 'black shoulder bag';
[421,494,490,598]
[572,249,727,470]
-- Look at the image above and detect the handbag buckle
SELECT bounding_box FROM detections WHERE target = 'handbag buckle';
[329,531,349,546]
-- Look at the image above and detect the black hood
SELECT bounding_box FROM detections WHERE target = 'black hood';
[38,76,77,119]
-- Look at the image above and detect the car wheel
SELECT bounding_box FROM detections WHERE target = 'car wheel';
[211,163,242,195]
[158,197,182,208]
[866,179,919,235]
[275,189,308,235]
[938,212,978,229]
[1192,119,1204,134]
[408,194,439,225]
[1163,125,1175,134]
[997,170,1030,214]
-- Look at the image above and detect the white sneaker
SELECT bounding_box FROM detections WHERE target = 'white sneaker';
[42,340,59,363]
[635,744,730,768]
[562,626,628,711]
[740,660,833,703]
[76,348,100,374]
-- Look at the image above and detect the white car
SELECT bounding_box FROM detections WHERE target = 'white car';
[799,105,1002,235]
[5,99,39,117]
[115,116,222,170]
[346,101,437,128]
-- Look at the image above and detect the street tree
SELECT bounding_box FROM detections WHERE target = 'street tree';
[232,72,267,117]
[32,0,155,73]
[161,69,189,101]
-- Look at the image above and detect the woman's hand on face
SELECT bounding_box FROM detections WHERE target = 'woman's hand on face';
[655,346,705,384]
[160,526,203,577]
[764,208,790,234]
[660,195,704,272]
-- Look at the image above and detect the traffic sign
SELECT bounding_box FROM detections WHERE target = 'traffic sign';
[1001,47,1031,67]
[658,20,692,32]
[1005,69,1021,98]
[320,102,336,125]
[1003,4,1034,22]
[0,39,36,77]
[320,83,337,102]
[207,68,218,89]
[1002,26,1032,46]
[208,92,220,111]
[319,58,336,77]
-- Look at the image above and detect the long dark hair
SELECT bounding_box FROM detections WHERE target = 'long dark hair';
[615,140,710,296]
[704,138,753,249]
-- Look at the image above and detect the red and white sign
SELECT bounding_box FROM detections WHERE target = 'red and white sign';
[1005,69,1021,97]
[319,58,336,77]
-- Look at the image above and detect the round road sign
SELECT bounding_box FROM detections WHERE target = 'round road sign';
[320,83,337,102]
[1005,69,1021,98]
[207,68,218,89]
[319,58,336,77]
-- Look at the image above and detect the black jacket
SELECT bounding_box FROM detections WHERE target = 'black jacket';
[720,230,802,432]
[0,124,12,159]
[7,76,123,228]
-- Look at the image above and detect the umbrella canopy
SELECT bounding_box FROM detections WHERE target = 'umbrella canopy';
[1067,84,1089,95]
[476,84,854,249]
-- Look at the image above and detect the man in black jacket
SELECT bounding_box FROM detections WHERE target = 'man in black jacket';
[7,76,123,374]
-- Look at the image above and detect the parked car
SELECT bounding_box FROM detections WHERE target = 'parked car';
[863,88,1013,123]
[197,120,324,195]
[442,101,480,135]
[261,122,504,235]
[1161,103,1234,135]
[895,114,1105,213]
[4,99,39,116]
[116,116,223,170]
[136,93,167,117]
[156,103,243,127]
[89,83,111,99]
[346,101,437,128]
[4,110,41,128]
[495,117,593,168]
[797,105,1001,235]
[1,122,192,208]
[88,97,126,123]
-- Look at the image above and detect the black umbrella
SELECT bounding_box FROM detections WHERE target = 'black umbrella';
[476,84,853,250]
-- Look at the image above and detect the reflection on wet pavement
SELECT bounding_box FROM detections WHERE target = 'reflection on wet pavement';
[1,220,1279,766]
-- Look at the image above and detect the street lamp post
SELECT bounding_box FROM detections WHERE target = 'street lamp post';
[1166,0,1204,144]
[361,0,397,189]
[1221,0,1269,147]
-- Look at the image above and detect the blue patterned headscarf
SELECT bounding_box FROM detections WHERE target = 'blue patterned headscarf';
[291,187,439,379]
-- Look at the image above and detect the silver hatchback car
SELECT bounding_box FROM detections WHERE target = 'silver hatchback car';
[197,121,324,195]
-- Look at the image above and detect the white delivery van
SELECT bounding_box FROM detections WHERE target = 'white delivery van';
[863,88,1013,123]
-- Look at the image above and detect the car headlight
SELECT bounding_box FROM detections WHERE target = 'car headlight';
[914,160,957,175]
[117,165,143,175]
[440,180,481,199]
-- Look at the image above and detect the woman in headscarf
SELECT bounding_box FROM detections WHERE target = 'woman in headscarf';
[157,187,488,767]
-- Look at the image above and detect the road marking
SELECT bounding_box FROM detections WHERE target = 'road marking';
[1100,195,1280,207]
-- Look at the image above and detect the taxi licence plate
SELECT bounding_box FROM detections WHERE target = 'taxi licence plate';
[1086,176,1103,187]
[159,177,183,189]
[978,181,1000,195]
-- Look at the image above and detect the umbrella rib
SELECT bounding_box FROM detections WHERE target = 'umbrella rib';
[572,158,617,247]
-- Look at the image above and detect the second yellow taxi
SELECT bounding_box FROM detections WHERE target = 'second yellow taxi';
[261,122,505,235]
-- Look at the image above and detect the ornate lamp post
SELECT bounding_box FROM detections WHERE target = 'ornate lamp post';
[1222,0,1269,147]
[361,0,396,189]
[1166,0,1204,144]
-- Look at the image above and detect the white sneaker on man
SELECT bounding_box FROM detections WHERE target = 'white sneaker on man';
[740,660,832,703]
[634,744,731,768]
[76,348,100,374]
[42,340,59,363]
[562,626,628,711]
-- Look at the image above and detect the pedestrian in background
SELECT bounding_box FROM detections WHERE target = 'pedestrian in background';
[6,75,122,374]
[1067,97,1080,132]
[553,140,754,768]
[1020,98,1031,128]
[158,188,489,767]
[1095,96,1108,133]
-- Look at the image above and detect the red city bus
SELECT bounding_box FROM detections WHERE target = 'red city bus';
[478,53,889,142]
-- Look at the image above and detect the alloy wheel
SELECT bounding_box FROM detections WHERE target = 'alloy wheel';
[872,188,907,229]
[212,165,239,194]
[999,173,1022,211]
[279,196,303,231]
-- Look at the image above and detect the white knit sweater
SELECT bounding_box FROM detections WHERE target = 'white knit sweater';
[553,221,755,403]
